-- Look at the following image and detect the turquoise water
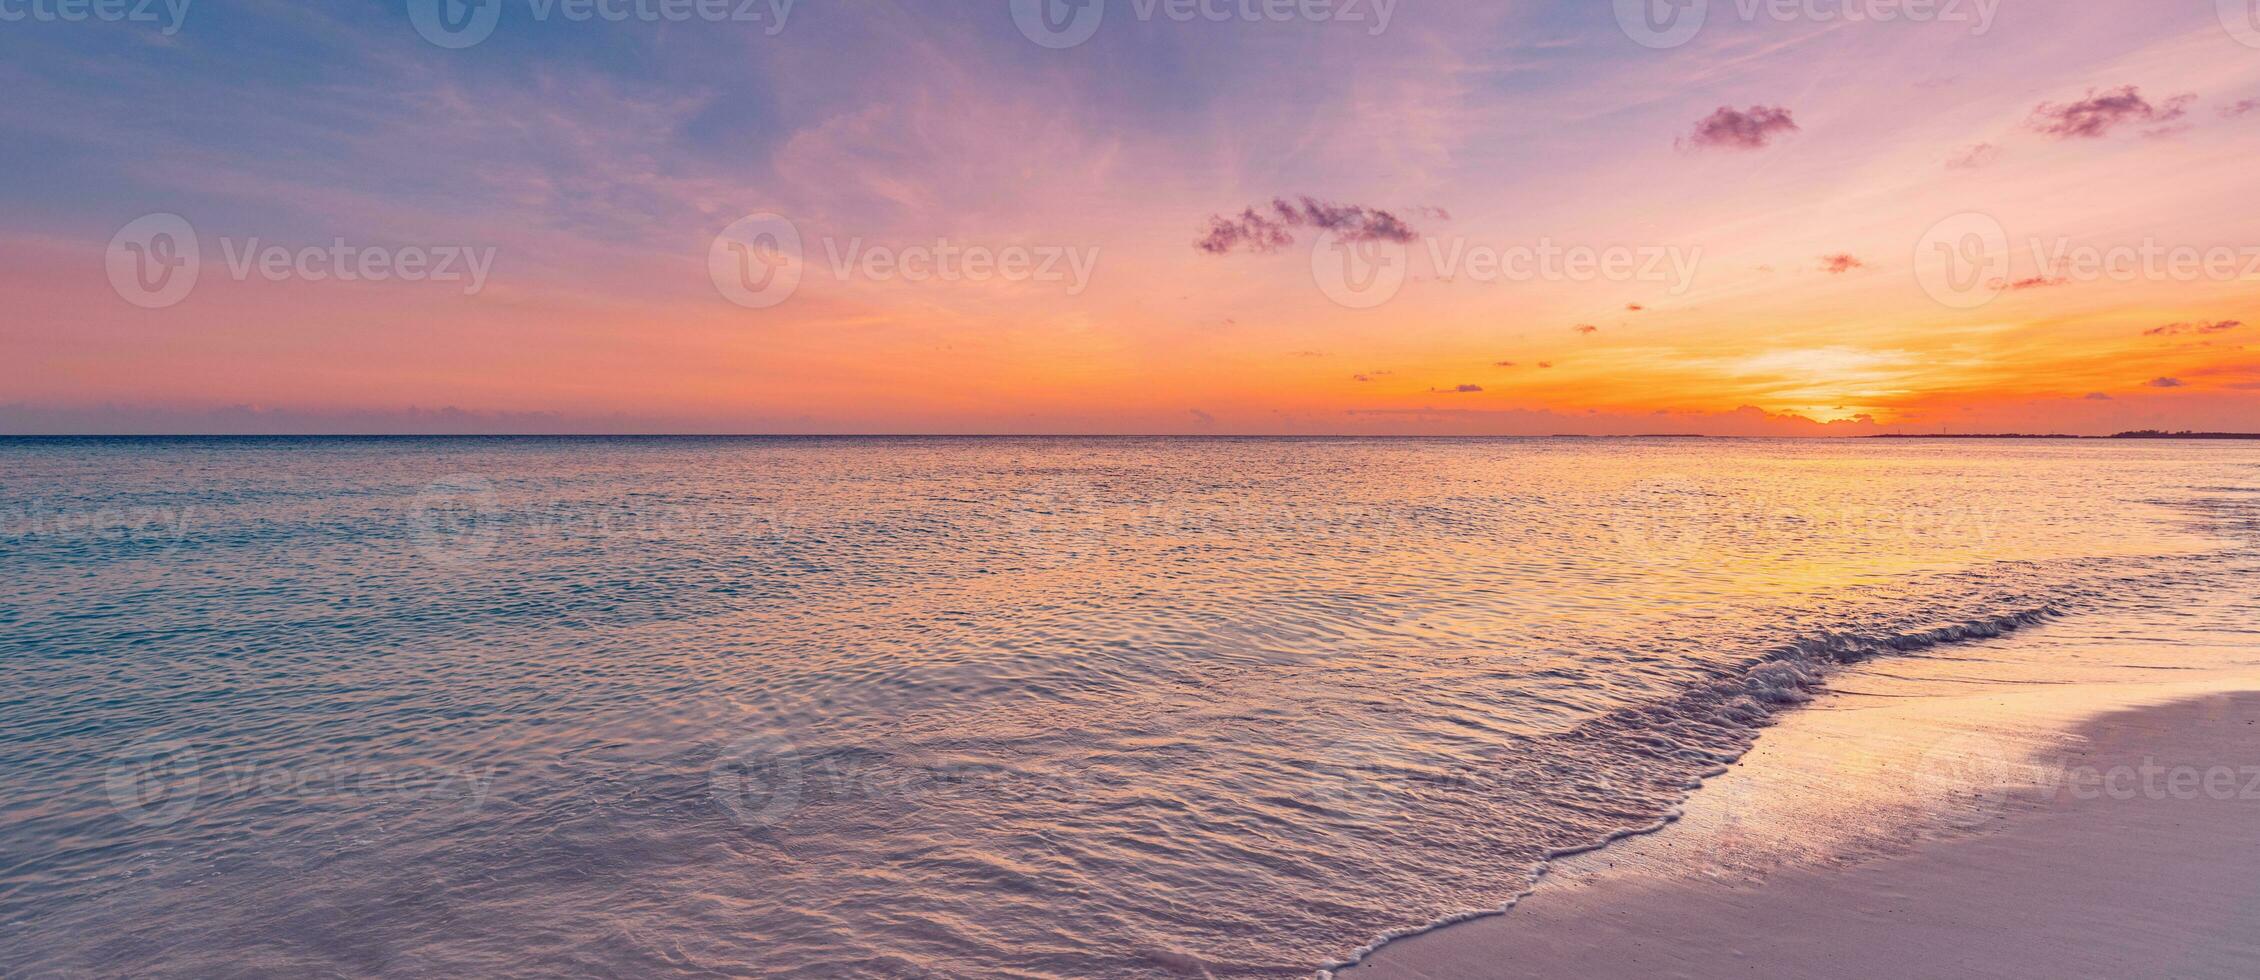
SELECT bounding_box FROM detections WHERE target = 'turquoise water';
[2,437,2254,976]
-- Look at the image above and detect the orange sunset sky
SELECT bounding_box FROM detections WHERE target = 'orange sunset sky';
[3,1,2257,434]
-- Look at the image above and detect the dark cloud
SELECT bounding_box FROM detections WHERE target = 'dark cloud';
[1429,384,1485,394]
[1819,253,1864,274]
[1352,370,1394,382]
[1189,408,1216,425]
[1678,105,1799,151]
[2084,392,2113,401]
[2026,87,2194,139]
[1997,275,2071,291]
[2145,320,2242,336]
[1625,303,1645,312]
[1574,324,1600,334]
[1195,196,1422,254]
[2145,377,2186,388]
[2222,99,2260,119]
[1493,361,1517,367]
[1537,361,1554,369]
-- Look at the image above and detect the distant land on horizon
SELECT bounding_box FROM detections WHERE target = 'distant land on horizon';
[1870,431,2260,440]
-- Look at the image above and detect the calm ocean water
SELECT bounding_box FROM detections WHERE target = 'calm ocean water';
[3,437,2256,977]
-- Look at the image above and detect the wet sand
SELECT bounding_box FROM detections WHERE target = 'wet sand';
[1341,683,2260,980]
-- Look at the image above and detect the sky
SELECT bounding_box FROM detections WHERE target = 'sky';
[3,0,2258,435]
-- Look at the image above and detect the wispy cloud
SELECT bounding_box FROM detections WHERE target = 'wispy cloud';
[1947,142,1999,170]
[2144,320,2242,336]
[1195,197,1422,255]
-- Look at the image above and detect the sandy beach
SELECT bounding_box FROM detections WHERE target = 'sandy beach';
[1342,610,2260,979]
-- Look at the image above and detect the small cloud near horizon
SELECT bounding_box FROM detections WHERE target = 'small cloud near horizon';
[2146,377,2185,388]
[1819,253,1864,274]
[2145,320,2241,336]
[2084,392,2113,400]
[1574,324,1599,334]
[1429,384,1484,394]
[2221,98,2260,119]
[1678,105,1799,151]
[2027,86,2194,139]
[1626,303,1645,312]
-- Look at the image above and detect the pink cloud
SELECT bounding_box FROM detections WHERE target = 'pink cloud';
[1678,106,1799,151]
[2027,86,2194,139]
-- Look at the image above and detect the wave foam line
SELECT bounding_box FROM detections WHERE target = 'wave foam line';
[1315,605,2064,978]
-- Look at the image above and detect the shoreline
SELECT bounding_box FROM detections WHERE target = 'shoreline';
[1334,608,2260,978]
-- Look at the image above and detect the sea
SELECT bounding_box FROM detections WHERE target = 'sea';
[2,436,2255,977]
